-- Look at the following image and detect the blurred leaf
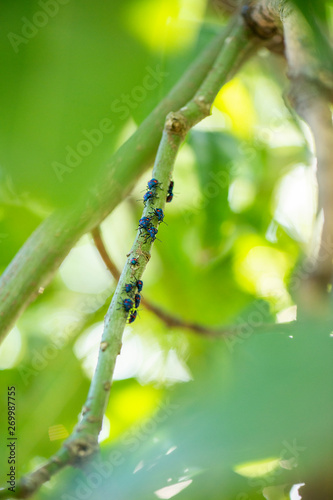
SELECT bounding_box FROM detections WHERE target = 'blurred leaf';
[0,0,152,207]
[41,319,333,500]
[189,131,238,250]
[129,22,222,124]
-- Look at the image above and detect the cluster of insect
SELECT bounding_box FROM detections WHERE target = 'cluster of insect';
[120,278,143,324]
[120,177,174,324]
[140,177,173,242]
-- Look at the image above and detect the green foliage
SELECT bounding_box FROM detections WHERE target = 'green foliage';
[0,0,152,207]
[0,1,332,499]
[39,319,333,500]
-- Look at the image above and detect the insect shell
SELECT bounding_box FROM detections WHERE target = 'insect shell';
[136,280,143,292]
[130,257,139,266]
[147,178,161,190]
[128,309,137,324]
[150,208,164,223]
[138,217,152,230]
[166,192,173,203]
[122,298,133,312]
[145,226,158,242]
[134,293,141,308]
[124,283,135,293]
[168,181,174,193]
[143,190,156,204]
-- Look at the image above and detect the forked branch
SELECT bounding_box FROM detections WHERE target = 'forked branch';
[0,16,255,499]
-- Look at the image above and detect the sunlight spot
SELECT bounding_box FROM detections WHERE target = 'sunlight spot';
[60,240,113,294]
[155,480,192,499]
[113,330,145,381]
[274,164,317,244]
[194,106,230,133]
[134,460,144,474]
[290,483,305,499]
[234,238,292,309]
[166,446,177,455]
[75,325,191,385]
[138,346,192,385]
[234,457,280,478]
[124,0,205,53]
[0,327,22,370]
[73,322,103,378]
[229,178,256,213]
[214,78,257,139]
[276,305,297,323]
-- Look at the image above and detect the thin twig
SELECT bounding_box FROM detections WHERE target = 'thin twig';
[0,16,255,500]
[92,226,121,281]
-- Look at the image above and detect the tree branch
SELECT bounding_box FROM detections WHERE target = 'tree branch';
[280,4,333,304]
[0,17,255,499]
[242,0,333,306]
[0,21,238,345]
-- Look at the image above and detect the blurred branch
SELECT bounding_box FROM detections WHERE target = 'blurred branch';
[92,226,121,281]
[278,4,333,305]
[0,19,239,346]
[0,16,256,499]
[92,227,291,337]
[283,8,333,304]
[242,1,333,307]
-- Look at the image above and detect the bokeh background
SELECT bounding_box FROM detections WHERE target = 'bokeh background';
[0,1,332,499]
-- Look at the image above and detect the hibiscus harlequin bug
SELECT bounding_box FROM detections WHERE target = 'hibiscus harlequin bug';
[124,283,135,293]
[166,180,174,203]
[136,280,143,292]
[134,293,141,308]
[130,257,139,266]
[128,309,137,324]
[149,208,165,223]
[122,298,133,312]
[143,190,157,204]
[145,226,158,242]
[138,217,152,231]
[147,178,162,190]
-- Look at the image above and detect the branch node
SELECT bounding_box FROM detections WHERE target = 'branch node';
[104,381,111,391]
[20,468,51,498]
[165,112,188,137]
[241,3,279,40]
[194,95,211,117]
[65,436,99,464]
[87,416,103,423]
[100,341,109,351]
